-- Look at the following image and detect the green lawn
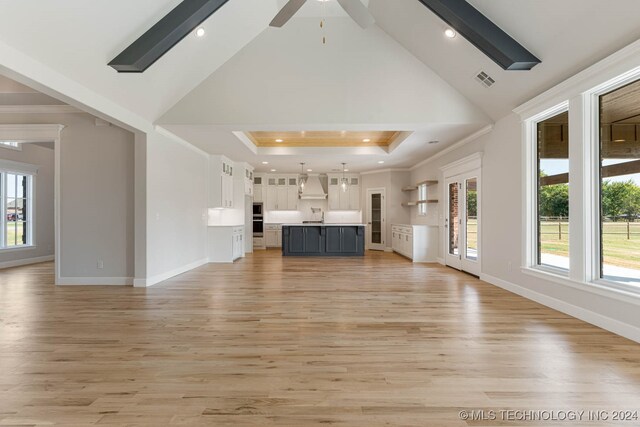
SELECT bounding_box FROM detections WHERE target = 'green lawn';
[6,221,25,246]
[541,220,640,270]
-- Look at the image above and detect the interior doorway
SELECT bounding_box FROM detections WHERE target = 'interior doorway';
[366,188,386,251]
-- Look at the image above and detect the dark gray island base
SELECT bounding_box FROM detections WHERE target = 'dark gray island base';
[282,224,365,256]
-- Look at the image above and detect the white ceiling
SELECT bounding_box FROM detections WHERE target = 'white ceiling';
[1,0,640,173]
[0,0,278,122]
[163,123,483,173]
[370,0,640,121]
[158,16,490,172]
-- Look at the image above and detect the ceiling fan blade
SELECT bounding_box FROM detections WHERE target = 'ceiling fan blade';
[337,0,375,29]
[270,0,307,27]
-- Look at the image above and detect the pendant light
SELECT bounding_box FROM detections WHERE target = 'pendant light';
[341,163,349,193]
[298,162,307,195]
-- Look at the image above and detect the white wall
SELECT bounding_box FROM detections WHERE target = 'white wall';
[0,143,54,267]
[160,18,489,128]
[59,115,134,280]
[410,113,640,339]
[143,131,208,286]
[0,113,135,282]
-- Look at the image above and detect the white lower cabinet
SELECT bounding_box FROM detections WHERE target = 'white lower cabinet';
[391,224,438,262]
[209,225,245,263]
[265,224,282,248]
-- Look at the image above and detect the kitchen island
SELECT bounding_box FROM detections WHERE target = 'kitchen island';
[282,224,365,256]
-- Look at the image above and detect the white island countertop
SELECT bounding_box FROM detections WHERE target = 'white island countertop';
[282,223,365,227]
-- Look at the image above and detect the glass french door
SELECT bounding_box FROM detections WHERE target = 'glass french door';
[367,188,385,251]
[445,173,480,276]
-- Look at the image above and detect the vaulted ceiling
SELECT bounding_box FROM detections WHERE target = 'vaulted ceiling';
[1,0,640,172]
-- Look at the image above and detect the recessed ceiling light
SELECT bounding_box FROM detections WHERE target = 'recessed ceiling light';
[378,161,385,164]
[275,139,284,143]
[363,138,371,143]
[270,169,277,172]
[262,161,269,165]
[444,28,456,39]
[195,27,206,38]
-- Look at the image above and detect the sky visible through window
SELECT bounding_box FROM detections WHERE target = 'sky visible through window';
[542,159,640,185]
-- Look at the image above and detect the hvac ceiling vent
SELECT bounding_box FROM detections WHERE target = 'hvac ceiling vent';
[475,71,496,88]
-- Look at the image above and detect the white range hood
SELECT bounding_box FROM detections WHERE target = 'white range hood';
[299,175,327,200]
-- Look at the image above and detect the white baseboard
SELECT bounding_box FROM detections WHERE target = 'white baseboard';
[480,273,640,344]
[57,276,133,286]
[384,247,393,253]
[436,257,445,265]
[134,258,208,288]
[0,254,54,270]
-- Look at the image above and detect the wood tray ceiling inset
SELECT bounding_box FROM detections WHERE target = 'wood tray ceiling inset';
[247,131,401,148]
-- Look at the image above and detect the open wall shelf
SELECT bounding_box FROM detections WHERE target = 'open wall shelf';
[402,180,438,192]
[402,180,439,206]
[402,199,439,207]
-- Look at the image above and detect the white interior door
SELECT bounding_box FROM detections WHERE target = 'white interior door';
[366,188,386,251]
[445,172,481,276]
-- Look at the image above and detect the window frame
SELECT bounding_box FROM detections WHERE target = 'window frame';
[586,72,640,295]
[524,101,570,277]
[521,56,640,302]
[418,183,427,216]
[0,171,35,251]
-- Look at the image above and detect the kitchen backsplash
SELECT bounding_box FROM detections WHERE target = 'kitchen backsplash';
[264,199,362,224]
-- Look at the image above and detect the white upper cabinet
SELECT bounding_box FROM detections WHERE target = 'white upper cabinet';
[253,174,264,203]
[243,163,254,197]
[328,174,360,211]
[265,174,298,211]
[209,155,234,209]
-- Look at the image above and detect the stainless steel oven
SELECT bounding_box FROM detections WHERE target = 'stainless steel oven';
[253,203,264,237]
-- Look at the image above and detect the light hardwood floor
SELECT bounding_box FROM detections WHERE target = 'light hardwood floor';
[0,250,639,426]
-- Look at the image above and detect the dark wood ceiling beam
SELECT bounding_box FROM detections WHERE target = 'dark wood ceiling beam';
[108,0,230,73]
[416,0,540,71]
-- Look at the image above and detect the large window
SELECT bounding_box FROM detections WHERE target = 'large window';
[536,111,569,271]
[1,172,33,248]
[599,79,640,286]
[0,141,21,151]
[418,183,427,216]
